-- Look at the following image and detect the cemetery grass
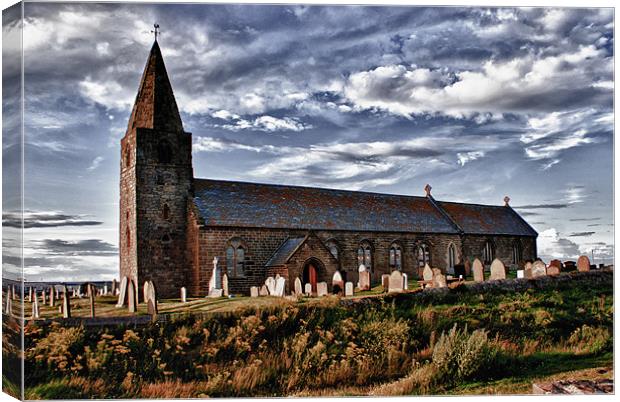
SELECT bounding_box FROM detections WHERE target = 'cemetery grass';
[22,271,613,398]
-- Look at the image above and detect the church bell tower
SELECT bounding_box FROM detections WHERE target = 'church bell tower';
[119,38,193,298]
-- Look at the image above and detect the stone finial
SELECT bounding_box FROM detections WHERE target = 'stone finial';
[213,256,219,268]
[504,196,510,206]
[424,184,432,197]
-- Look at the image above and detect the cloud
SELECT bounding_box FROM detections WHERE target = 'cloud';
[3,211,103,229]
[87,156,104,171]
[568,232,595,237]
[514,203,568,210]
[569,217,601,222]
[457,151,485,166]
[35,239,118,256]
[537,228,581,260]
[217,115,311,132]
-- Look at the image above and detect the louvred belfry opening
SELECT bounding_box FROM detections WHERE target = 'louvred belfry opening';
[127,40,184,133]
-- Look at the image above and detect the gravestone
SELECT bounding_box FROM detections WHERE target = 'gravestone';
[127,279,137,313]
[222,273,229,297]
[381,274,390,292]
[259,285,269,296]
[546,265,560,276]
[358,270,371,291]
[143,281,150,304]
[208,289,223,298]
[49,286,55,307]
[403,273,408,290]
[116,276,128,307]
[388,270,404,293]
[432,268,447,288]
[208,257,222,294]
[274,276,286,297]
[423,264,433,281]
[41,288,46,304]
[489,258,507,280]
[181,287,187,302]
[345,282,354,296]
[12,285,17,300]
[304,283,312,296]
[549,259,562,271]
[563,261,576,271]
[32,295,40,319]
[293,278,303,296]
[577,255,591,272]
[265,277,277,295]
[317,282,328,297]
[28,286,33,303]
[250,286,259,298]
[88,284,96,318]
[532,260,547,278]
[4,288,12,315]
[62,286,71,319]
[517,270,525,279]
[103,285,108,296]
[145,281,157,315]
[332,271,344,294]
[464,260,472,276]
[524,262,533,278]
[472,258,484,282]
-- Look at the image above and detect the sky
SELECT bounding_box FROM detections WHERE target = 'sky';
[2,2,614,281]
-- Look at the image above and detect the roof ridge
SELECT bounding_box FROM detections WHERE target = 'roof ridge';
[427,196,464,234]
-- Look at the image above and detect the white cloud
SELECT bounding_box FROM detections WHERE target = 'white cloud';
[537,228,581,260]
[218,115,311,132]
[457,151,484,166]
[87,156,104,171]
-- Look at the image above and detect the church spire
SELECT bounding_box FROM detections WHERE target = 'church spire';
[127,38,184,133]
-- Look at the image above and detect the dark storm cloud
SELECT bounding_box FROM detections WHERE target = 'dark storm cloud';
[568,232,596,237]
[36,239,118,256]
[569,217,601,222]
[514,204,569,210]
[2,211,103,228]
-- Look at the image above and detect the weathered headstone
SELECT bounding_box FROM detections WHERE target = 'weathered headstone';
[472,258,484,282]
[143,281,150,304]
[208,289,223,298]
[111,279,118,296]
[358,270,371,291]
[403,273,408,290]
[103,285,108,296]
[12,285,17,300]
[62,286,71,318]
[388,270,404,293]
[304,283,312,296]
[293,278,303,296]
[524,262,533,278]
[32,295,40,319]
[432,268,447,288]
[222,273,229,297]
[180,287,187,302]
[127,279,137,313]
[549,259,562,270]
[259,285,269,296]
[532,260,547,278]
[250,286,259,298]
[332,271,344,294]
[577,255,591,272]
[345,282,354,296]
[145,281,157,315]
[381,274,390,292]
[423,264,433,281]
[464,260,471,276]
[274,276,286,297]
[88,284,96,318]
[4,288,12,315]
[317,282,328,297]
[517,270,525,279]
[41,288,46,304]
[28,286,33,303]
[546,265,560,276]
[489,258,507,280]
[116,276,128,307]
[49,286,55,307]
[265,277,277,295]
[208,257,221,293]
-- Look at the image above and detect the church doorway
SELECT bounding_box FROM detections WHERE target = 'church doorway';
[302,261,320,294]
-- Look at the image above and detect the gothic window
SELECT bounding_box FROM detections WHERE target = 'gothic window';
[326,239,339,260]
[357,241,372,270]
[226,243,245,277]
[417,243,431,267]
[157,140,172,164]
[162,204,170,221]
[482,240,495,264]
[389,243,402,270]
[448,243,457,272]
[512,241,522,264]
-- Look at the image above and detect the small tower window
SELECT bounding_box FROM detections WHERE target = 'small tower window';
[389,243,402,270]
[158,140,172,164]
[482,240,495,265]
[162,204,170,221]
[417,243,431,267]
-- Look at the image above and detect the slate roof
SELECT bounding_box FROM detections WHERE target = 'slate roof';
[193,179,537,236]
[193,179,460,234]
[265,237,306,266]
[438,201,538,236]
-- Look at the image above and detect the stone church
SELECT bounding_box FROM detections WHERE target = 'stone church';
[120,40,538,298]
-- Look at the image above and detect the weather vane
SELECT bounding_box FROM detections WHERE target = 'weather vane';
[151,23,160,41]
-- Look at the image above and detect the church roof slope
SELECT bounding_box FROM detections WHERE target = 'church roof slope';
[193,179,459,233]
[437,201,538,236]
[265,237,307,266]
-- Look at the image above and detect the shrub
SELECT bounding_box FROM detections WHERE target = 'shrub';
[566,325,612,354]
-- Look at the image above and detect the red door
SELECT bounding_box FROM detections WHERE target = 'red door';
[309,264,318,293]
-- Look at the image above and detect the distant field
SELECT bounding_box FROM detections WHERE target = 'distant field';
[6,270,613,398]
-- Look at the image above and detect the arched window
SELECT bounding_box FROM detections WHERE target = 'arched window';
[226,243,245,277]
[389,243,402,270]
[157,140,172,164]
[162,204,170,221]
[161,233,171,243]
[482,240,495,264]
[326,239,339,260]
[512,241,522,264]
[417,243,431,267]
[357,241,372,270]
[126,226,131,248]
[448,243,457,272]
